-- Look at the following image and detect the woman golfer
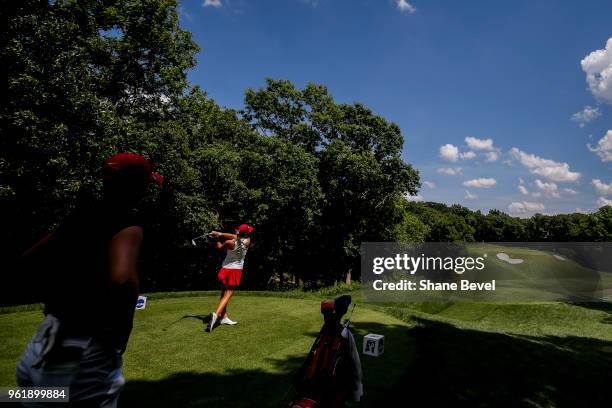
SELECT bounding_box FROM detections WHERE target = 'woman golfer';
[206,223,253,332]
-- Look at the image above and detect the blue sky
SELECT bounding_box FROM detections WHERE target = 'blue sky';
[178,0,612,216]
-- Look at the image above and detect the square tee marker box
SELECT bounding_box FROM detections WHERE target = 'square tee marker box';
[135,296,147,310]
[363,333,384,357]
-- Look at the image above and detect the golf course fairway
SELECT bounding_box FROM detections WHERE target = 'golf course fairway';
[0,295,414,407]
[1,292,611,406]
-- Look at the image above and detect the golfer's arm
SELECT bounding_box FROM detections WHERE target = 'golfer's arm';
[108,226,143,289]
[221,239,236,250]
[215,239,236,250]
[217,232,237,240]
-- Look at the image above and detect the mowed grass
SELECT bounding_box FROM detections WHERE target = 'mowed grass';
[0,295,414,407]
[1,291,611,407]
[468,244,612,299]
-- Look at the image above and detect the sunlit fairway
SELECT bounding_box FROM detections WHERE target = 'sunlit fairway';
[467,244,612,301]
[1,290,611,407]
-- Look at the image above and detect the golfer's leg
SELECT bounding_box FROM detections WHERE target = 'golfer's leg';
[220,288,229,318]
[215,289,233,316]
[215,288,233,318]
[215,288,225,315]
[219,288,225,304]
[221,289,235,318]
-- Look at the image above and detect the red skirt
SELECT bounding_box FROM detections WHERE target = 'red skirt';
[217,268,242,287]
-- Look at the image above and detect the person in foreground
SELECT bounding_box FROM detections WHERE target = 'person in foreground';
[206,223,253,332]
[16,153,164,407]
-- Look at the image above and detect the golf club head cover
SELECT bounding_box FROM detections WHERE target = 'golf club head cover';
[290,398,319,408]
[333,295,351,318]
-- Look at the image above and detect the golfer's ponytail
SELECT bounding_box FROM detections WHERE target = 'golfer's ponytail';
[235,235,244,251]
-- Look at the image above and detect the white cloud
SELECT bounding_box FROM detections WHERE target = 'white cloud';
[423,181,436,189]
[509,148,581,182]
[440,144,459,162]
[464,190,478,200]
[508,201,545,214]
[518,178,529,195]
[439,144,479,162]
[396,0,417,13]
[519,178,575,198]
[575,208,589,214]
[485,151,499,162]
[587,130,612,162]
[436,167,463,176]
[405,194,423,202]
[463,178,497,188]
[534,179,559,198]
[203,0,222,7]
[581,38,612,104]
[592,179,612,196]
[571,106,601,128]
[463,136,500,162]
[465,136,494,151]
[597,197,612,208]
[460,151,477,160]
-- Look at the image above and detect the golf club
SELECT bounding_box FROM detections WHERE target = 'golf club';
[191,233,215,247]
[344,303,356,328]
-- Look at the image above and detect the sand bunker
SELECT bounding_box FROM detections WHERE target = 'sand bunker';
[496,253,524,264]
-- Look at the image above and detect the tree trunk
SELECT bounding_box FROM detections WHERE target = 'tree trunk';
[345,269,352,284]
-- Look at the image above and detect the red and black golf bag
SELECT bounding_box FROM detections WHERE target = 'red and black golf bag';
[290,295,362,408]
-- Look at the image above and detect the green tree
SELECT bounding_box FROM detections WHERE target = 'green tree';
[243,79,420,282]
[407,202,476,242]
[1,0,198,254]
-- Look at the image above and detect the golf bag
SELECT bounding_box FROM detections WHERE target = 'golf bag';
[290,295,362,408]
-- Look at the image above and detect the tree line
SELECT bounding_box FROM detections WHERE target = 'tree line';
[1,1,610,303]
[406,202,612,243]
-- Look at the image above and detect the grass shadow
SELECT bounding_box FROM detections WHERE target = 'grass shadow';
[162,315,211,331]
[384,317,612,407]
[121,357,303,408]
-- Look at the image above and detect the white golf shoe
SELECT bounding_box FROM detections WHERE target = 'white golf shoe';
[220,317,238,325]
[206,312,218,332]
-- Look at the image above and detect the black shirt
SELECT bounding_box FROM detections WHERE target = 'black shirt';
[39,200,142,351]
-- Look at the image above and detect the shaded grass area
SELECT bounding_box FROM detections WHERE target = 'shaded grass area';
[0,291,611,407]
[375,299,612,407]
[389,318,612,407]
